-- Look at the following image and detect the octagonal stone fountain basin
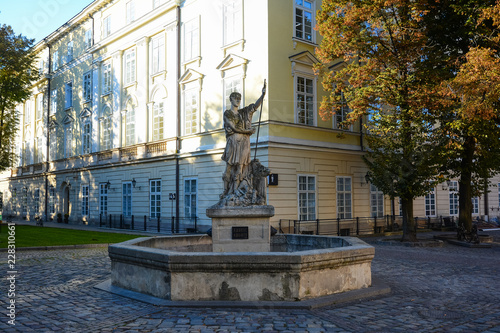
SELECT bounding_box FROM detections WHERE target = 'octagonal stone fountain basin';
[108,234,374,302]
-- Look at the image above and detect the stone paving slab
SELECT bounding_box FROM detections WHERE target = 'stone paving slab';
[0,231,499,332]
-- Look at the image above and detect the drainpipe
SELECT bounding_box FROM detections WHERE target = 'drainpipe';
[175,2,182,231]
[44,40,52,223]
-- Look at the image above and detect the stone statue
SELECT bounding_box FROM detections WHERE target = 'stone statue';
[215,81,270,207]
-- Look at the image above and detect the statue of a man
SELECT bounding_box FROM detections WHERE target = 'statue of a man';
[221,82,266,197]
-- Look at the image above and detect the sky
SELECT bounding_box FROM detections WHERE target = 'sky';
[0,0,94,44]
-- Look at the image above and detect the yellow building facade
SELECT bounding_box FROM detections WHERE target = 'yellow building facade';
[0,0,499,229]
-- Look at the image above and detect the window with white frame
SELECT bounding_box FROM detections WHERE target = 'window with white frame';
[83,72,92,102]
[122,182,132,217]
[36,94,43,120]
[124,49,136,85]
[52,51,59,71]
[64,125,72,158]
[85,29,93,49]
[34,188,40,214]
[184,86,199,135]
[81,185,89,216]
[296,76,314,126]
[151,35,165,74]
[333,91,352,131]
[102,62,112,94]
[24,138,32,165]
[370,184,384,218]
[184,18,199,62]
[49,186,55,214]
[337,176,352,219]
[294,0,315,42]
[472,197,479,214]
[125,105,136,146]
[223,0,243,46]
[50,89,57,115]
[65,82,73,109]
[38,59,44,75]
[152,102,164,141]
[24,102,31,124]
[100,183,108,216]
[49,128,57,161]
[66,41,73,63]
[22,188,28,216]
[298,175,316,220]
[184,178,197,220]
[35,133,43,163]
[150,179,161,218]
[223,75,242,111]
[126,1,135,25]
[425,188,436,216]
[103,15,112,37]
[449,181,459,215]
[101,115,112,151]
[82,121,91,155]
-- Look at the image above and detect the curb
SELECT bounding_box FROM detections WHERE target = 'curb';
[0,243,111,252]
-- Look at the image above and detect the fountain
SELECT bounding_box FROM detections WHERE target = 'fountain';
[106,82,377,303]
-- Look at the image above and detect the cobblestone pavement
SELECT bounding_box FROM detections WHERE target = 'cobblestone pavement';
[1,231,499,332]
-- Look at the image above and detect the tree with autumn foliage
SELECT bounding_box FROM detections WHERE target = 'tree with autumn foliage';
[315,0,446,241]
[0,24,39,170]
[434,1,500,233]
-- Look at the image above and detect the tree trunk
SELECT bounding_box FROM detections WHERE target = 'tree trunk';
[458,136,475,233]
[401,197,417,242]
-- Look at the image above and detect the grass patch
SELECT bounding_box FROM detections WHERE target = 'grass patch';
[0,224,141,248]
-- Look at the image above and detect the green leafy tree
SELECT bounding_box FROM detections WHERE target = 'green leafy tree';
[0,24,39,170]
[315,0,445,241]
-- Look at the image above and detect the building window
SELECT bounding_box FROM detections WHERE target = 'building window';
[23,139,32,166]
[223,0,243,46]
[64,126,72,158]
[151,35,165,74]
[425,188,436,216]
[337,177,352,219]
[103,15,112,37]
[298,175,316,220]
[184,86,198,135]
[124,49,136,85]
[24,102,31,124]
[83,72,92,102]
[66,41,73,63]
[122,182,132,217]
[101,115,112,151]
[126,1,135,25]
[82,122,91,155]
[100,183,108,216]
[296,76,314,125]
[35,134,43,164]
[102,62,112,95]
[223,75,242,111]
[449,181,458,215]
[294,0,314,42]
[125,107,136,146]
[81,185,89,217]
[36,94,44,120]
[333,92,352,131]
[50,89,57,115]
[49,128,57,161]
[184,18,199,62]
[370,184,384,218]
[34,189,40,215]
[184,178,197,220]
[52,51,59,71]
[85,29,93,48]
[150,179,161,218]
[49,187,55,214]
[65,82,73,109]
[152,102,164,141]
[38,59,45,75]
[22,188,28,216]
[472,197,479,215]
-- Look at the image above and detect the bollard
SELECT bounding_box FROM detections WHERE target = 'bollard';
[131,215,134,230]
[120,214,123,229]
[337,217,340,236]
[144,215,147,231]
[157,216,160,233]
[109,214,112,228]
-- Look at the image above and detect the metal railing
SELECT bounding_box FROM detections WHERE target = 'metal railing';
[279,215,457,236]
[99,214,199,234]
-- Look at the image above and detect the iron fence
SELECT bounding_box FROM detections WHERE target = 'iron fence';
[99,214,200,234]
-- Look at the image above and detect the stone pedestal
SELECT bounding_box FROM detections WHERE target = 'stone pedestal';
[206,205,274,252]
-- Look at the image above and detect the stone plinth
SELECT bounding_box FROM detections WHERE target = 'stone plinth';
[206,205,274,252]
